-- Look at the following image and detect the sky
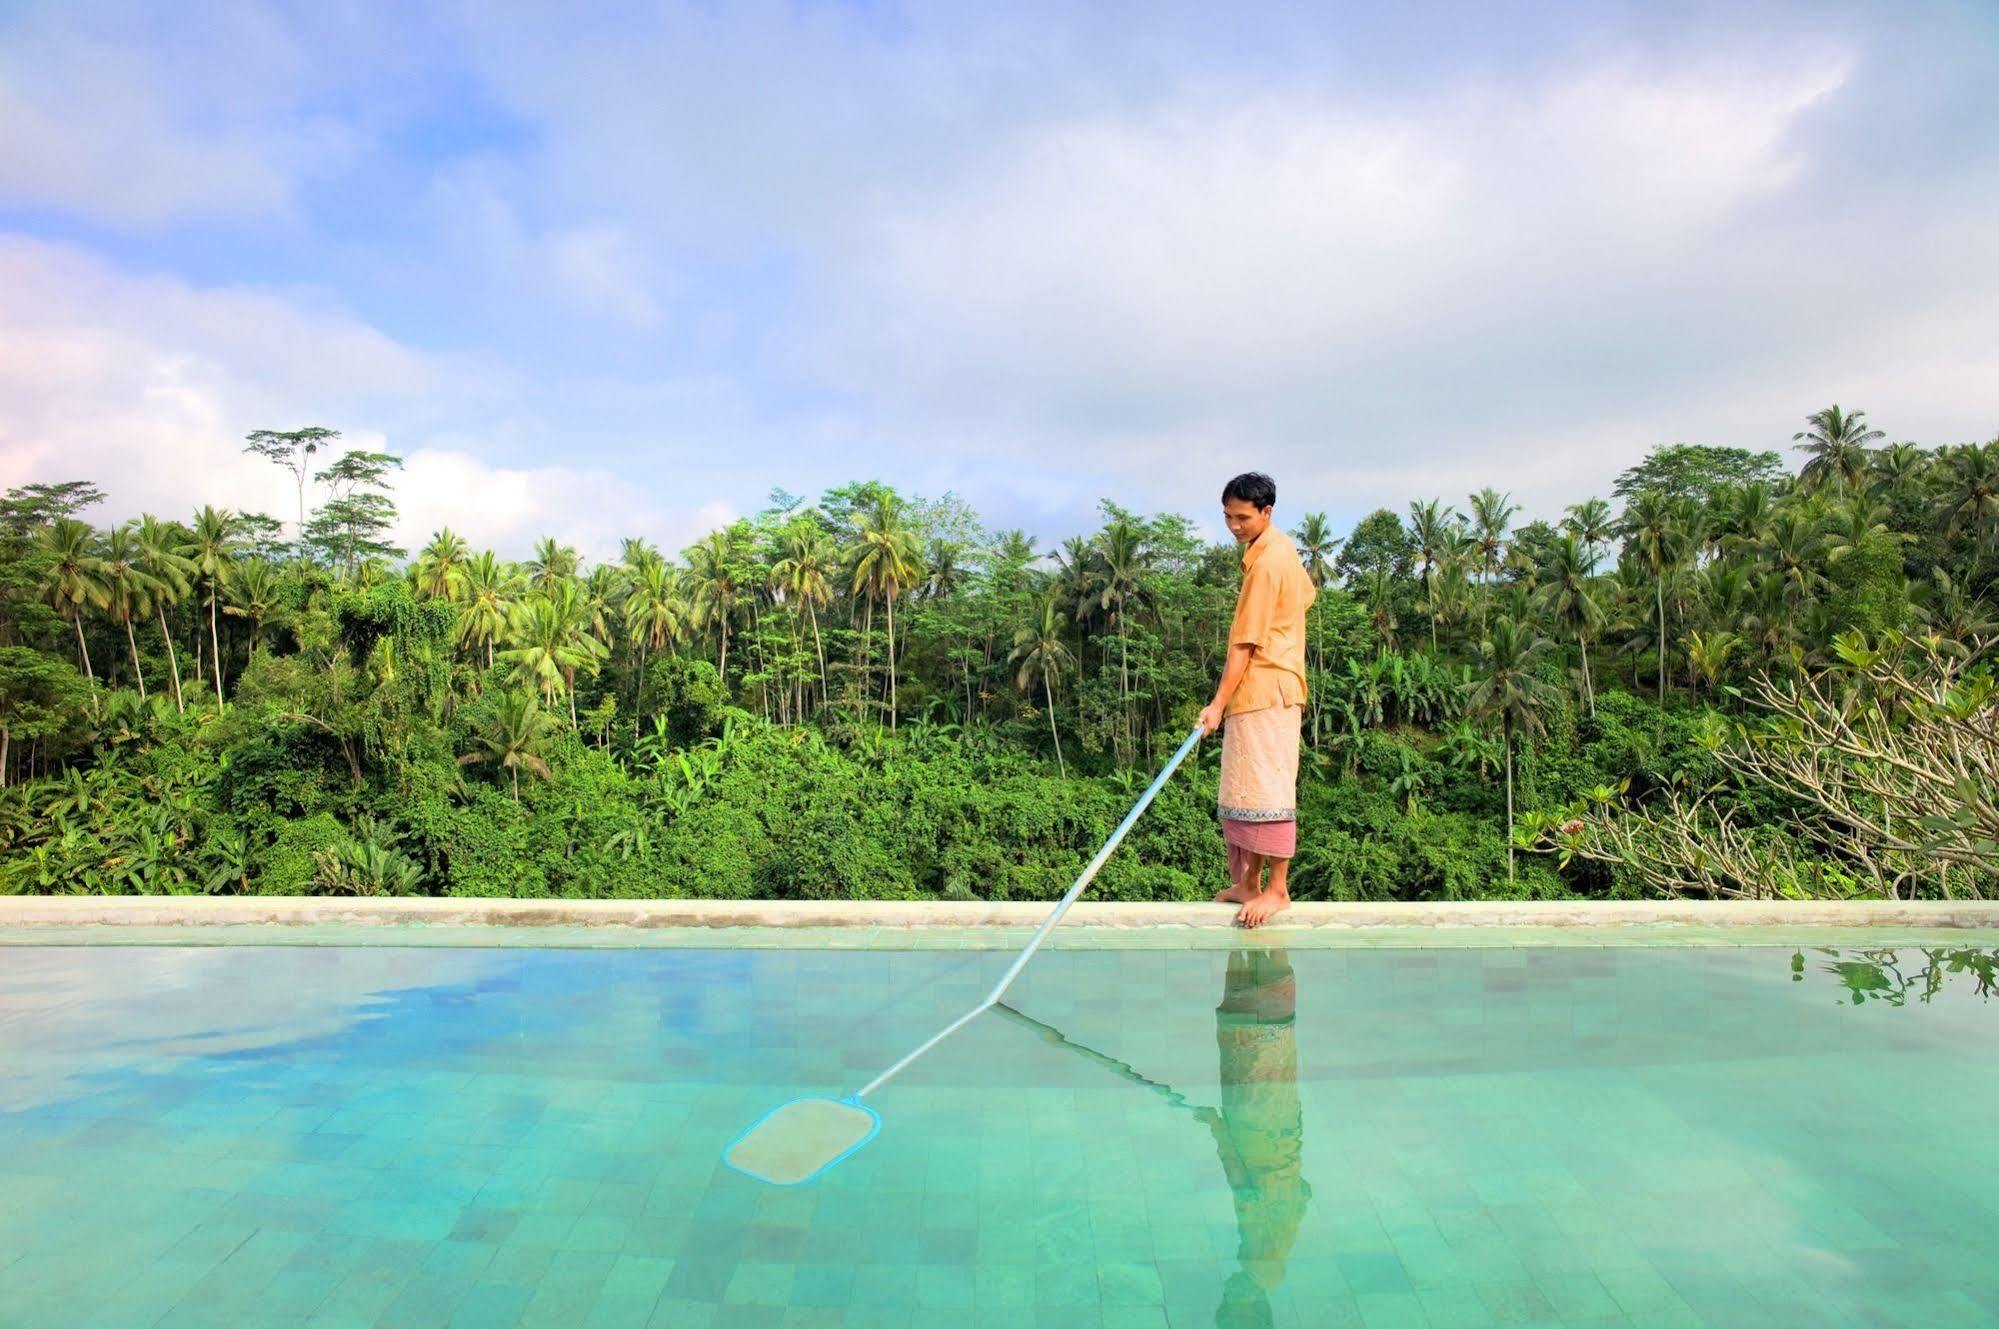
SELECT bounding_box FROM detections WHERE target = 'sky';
[1,0,1995,560]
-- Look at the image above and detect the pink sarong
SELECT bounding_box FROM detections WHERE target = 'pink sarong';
[1219,702,1301,868]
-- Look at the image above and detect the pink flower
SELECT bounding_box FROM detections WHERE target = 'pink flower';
[1559,819,1585,836]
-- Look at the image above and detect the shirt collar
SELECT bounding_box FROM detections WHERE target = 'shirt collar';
[1241,523,1277,570]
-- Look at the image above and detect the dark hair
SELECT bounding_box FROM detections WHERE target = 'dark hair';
[1221,472,1276,510]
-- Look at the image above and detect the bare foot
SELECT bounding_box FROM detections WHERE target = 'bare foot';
[1213,883,1256,904]
[1235,888,1291,928]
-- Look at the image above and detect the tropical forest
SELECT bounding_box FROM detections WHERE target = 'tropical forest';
[4,407,1996,903]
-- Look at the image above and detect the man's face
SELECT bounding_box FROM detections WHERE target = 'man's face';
[1222,498,1272,546]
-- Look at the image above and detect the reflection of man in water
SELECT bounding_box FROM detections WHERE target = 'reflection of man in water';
[1203,948,1310,1329]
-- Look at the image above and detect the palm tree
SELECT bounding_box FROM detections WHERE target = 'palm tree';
[456,551,516,670]
[525,537,580,592]
[1011,591,1075,778]
[222,558,282,655]
[1715,482,1776,556]
[1468,488,1516,627]
[624,559,685,733]
[500,585,607,726]
[1536,533,1604,715]
[458,690,557,802]
[1620,491,1680,702]
[99,524,164,697]
[1407,500,1455,652]
[771,525,836,709]
[851,502,922,729]
[1466,616,1558,884]
[1794,404,1884,494]
[1094,519,1161,753]
[1820,494,1905,566]
[1685,630,1741,698]
[685,529,746,686]
[38,518,107,684]
[1939,440,1999,576]
[413,528,471,600]
[1756,508,1828,610]
[1561,498,1615,565]
[135,515,192,712]
[181,506,236,706]
[1868,442,1931,506]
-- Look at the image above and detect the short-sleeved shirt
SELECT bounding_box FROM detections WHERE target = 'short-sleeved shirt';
[1226,525,1317,717]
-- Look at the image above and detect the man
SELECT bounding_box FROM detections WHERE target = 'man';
[1198,473,1315,928]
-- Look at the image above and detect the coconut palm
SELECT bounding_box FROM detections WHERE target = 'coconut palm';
[1939,440,1999,575]
[135,515,193,712]
[1466,615,1558,884]
[1094,519,1160,752]
[1561,498,1615,564]
[771,524,836,709]
[1619,491,1681,702]
[1914,569,1998,649]
[1794,404,1884,494]
[413,528,471,601]
[1011,590,1075,778]
[850,502,922,729]
[624,559,685,732]
[180,506,237,706]
[685,528,747,685]
[500,585,607,725]
[1715,482,1776,556]
[99,524,165,697]
[1685,630,1741,698]
[455,551,516,670]
[1536,533,1605,715]
[1756,508,1829,610]
[525,537,580,592]
[222,558,282,655]
[1407,500,1456,652]
[1868,442,1931,506]
[457,690,558,802]
[1468,488,1516,626]
[38,518,107,684]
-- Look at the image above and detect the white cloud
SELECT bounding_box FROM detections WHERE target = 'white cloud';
[0,11,354,227]
[0,236,731,560]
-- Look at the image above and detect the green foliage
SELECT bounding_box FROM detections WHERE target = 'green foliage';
[8,427,1992,904]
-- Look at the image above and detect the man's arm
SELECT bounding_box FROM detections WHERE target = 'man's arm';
[1199,642,1257,734]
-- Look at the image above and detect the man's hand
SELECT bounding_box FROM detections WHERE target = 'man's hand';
[1198,700,1226,735]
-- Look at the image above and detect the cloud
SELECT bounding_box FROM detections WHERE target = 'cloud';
[0,8,355,227]
[0,236,728,560]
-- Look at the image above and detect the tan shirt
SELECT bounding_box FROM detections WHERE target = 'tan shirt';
[1226,525,1316,717]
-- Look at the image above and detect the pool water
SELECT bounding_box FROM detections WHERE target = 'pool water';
[2,943,1996,1328]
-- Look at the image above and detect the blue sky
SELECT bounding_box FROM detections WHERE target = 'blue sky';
[1,0,1994,558]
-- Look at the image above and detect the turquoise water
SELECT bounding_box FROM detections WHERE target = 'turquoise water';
[2,943,1996,1328]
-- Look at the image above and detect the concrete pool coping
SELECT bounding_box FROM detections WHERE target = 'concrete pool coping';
[5,896,1999,949]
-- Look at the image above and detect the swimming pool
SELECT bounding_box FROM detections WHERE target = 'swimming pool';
[2,941,1995,1328]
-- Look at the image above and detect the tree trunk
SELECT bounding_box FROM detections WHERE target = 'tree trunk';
[1,725,8,787]
[633,636,647,740]
[157,606,184,713]
[810,602,829,711]
[1580,635,1595,717]
[1655,581,1666,704]
[861,597,874,722]
[208,585,225,706]
[74,613,96,684]
[1504,719,1516,885]
[124,616,147,699]
[886,592,898,731]
[1044,671,1067,779]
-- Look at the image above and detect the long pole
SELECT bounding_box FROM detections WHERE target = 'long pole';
[857,722,1206,1100]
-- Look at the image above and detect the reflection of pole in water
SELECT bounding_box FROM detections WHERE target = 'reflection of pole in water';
[1210,948,1310,1329]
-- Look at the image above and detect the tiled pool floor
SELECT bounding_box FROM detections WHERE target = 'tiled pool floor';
[3,943,1996,1327]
